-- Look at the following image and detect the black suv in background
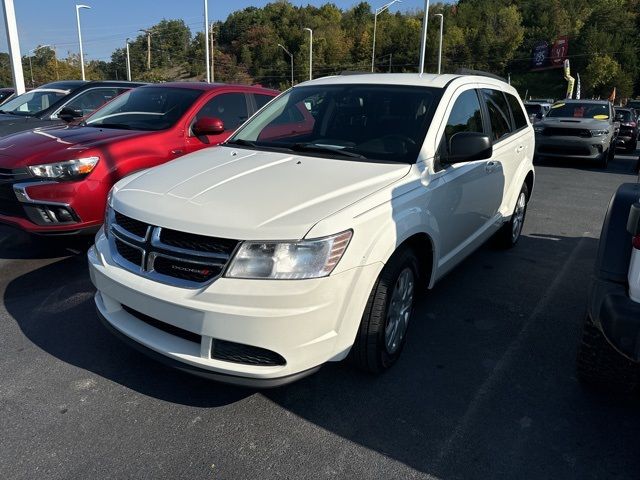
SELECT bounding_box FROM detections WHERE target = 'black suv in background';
[0,80,146,138]
[614,107,638,153]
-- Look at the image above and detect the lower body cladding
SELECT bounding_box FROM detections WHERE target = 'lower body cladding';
[89,233,382,387]
[535,135,610,161]
[0,180,104,234]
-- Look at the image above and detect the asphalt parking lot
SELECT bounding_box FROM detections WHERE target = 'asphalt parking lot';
[1,152,640,480]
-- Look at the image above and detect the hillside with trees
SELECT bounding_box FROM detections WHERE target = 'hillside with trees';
[12,0,640,99]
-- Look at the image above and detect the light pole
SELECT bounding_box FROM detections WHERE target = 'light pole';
[139,29,152,70]
[28,44,50,88]
[204,0,210,82]
[371,0,402,73]
[418,0,430,75]
[75,4,90,81]
[125,38,131,81]
[277,44,294,87]
[303,27,312,81]
[1,0,25,94]
[434,13,443,74]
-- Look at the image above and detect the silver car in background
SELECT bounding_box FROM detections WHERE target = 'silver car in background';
[534,99,617,168]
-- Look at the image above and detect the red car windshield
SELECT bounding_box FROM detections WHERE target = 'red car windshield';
[85,87,203,131]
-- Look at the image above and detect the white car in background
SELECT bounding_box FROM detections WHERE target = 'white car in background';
[89,72,535,387]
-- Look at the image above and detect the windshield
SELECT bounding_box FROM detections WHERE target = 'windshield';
[547,102,609,119]
[228,84,441,163]
[525,104,542,115]
[0,89,67,116]
[86,87,203,131]
[616,110,632,122]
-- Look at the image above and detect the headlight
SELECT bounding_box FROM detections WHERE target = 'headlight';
[590,129,609,136]
[226,230,352,279]
[533,126,544,134]
[29,157,99,180]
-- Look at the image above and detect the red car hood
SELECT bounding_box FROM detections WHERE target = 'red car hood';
[0,125,150,168]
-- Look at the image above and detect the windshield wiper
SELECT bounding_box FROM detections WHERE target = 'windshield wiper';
[225,138,257,147]
[91,123,131,130]
[291,143,366,159]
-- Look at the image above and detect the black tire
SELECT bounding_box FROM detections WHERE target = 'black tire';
[351,248,419,373]
[495,182,529,249]
[598,147,611,169]
[576,315,640,394]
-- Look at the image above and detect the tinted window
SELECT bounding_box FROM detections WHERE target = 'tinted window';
[444,89,484,149]
[482,89,512,141]
[506,94,528,130]
[616,110,632,122]
[196,93,249,130]
[525,104,542,115]
[546,102,609,119]
[229,85,441,163]
[59,87,128,117]
[254,94,273,110]
[0,90,67,116]
[86,87,203,131]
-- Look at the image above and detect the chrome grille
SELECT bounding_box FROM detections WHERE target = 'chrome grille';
[109,209,239,288]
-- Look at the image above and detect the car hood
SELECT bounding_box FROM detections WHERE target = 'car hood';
[112,146,411,240]
[540,117,610,129]
[0,126,150,168]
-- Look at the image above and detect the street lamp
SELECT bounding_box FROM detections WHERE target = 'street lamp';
[418,0,430,75]
[75,4,90,81]
[204,0,210,82]
[28,44,50,88]
[277,43,294,87]
[371,0,402,73]
[125,38,131,81]
[303,27,312,81]
[434,13,443,74]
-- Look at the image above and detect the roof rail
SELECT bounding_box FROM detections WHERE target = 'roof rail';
[338,71,372,76]
[454,68,507,83]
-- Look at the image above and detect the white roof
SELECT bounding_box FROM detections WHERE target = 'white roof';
[296,73,510,90]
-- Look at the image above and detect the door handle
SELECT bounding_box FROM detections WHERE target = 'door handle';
[485,160,498,172]
[171,149,184,155]
[516,145,524,153]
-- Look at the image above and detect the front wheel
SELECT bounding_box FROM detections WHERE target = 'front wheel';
[351,248,419,373]
[495,183,529,249]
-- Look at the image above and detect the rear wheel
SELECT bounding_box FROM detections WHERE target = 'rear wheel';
[351,248,419,373]
[576,315,640,394]
[495,183,529,249]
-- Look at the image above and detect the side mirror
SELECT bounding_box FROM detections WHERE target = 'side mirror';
[444,132,493,164]
[58,106,83,122]
[193,117,224,136]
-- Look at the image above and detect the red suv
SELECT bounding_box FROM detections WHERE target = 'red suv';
[0,83,278,235]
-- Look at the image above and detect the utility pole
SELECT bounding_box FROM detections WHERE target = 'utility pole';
[303,27,312,81]
[434,13,443,74]
[204,0,210,82]
[418,0,430,75]
[139,29,152,70]
[75,4,91,81]
[210,22,215,82]
[1,0,25,94]
[125,38,131,81]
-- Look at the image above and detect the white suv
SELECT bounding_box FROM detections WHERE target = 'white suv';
[89,73,535,387]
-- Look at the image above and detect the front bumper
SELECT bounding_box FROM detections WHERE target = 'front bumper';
[535,135,608,160]
[89,232,382,386]
[589,277,640,362]
[0,179,106,234]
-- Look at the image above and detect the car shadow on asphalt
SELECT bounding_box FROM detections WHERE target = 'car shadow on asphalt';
[5,231,640,477]
[2,252,251,407]
[0,225,92,260]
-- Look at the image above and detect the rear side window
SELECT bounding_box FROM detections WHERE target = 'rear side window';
[254,94,273,110]
[444,89,484,149]
[196,92,249,130]
[482,89,512,141]
[506,93,528,130]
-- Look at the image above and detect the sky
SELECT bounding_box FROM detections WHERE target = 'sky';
[0,0,435,62]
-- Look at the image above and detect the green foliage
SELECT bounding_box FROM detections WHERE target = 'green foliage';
[1,0,639,99]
